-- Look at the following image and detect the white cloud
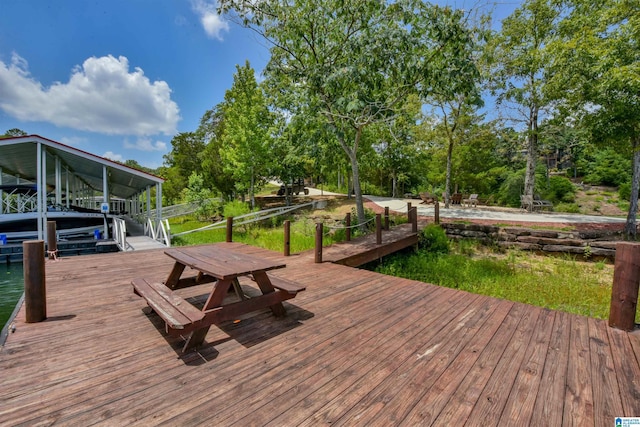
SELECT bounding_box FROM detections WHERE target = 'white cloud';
[0,53,180,136]
[191,0,229,40]
[102,151,124,162]
[124,137,168,152]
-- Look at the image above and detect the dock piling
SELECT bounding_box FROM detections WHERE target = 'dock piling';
[24,240,46,323]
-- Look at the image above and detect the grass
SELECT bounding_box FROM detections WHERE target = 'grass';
[374,241,627,320]
[169,214,347,253]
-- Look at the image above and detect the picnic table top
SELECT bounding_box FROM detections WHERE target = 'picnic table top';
[165,243,286,281]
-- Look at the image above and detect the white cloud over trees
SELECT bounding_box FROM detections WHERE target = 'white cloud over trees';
[191,0,229,40]
[0,53,180,136]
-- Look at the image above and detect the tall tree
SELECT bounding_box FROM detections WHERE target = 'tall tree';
[219,61,274,209]
[219,0,479,227]
[549,0,640,236]
[488,0,560,206]
[162,131,206,203]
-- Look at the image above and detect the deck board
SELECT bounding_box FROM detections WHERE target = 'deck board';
[1,241,639,426]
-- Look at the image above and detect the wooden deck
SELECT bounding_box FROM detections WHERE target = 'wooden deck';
[1,242,640,426]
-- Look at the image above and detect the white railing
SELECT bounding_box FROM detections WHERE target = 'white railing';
[144,217,171,247]
[171,202,315,237]
[112,217,130,251]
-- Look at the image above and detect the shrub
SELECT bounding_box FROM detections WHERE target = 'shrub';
[223,200,252,218]
[545,176,576,203]
[419,224,450,254]
[582,148,630,186]
[555,202,580,213]
[618,182,631,201]
[496,169,525,207]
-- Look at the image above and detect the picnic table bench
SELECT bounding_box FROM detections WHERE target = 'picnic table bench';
[132,242,305,352]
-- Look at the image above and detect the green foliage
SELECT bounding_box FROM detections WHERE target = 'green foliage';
[419,225,450,254]
[496,169,525,207]
[542,175,576,203]
[183,173,218,220]
[554,202,580,213]
[223,200,252,218]
[618,182,631,201]
[581,148,630,186]
[374,244,615,319]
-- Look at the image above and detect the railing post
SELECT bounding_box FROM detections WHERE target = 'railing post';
[407,202,412,224]
[46,220,57,260]
[315,222,323,263]
[23,240,46,323]
[411,207,418,233]
[283,220,291,257]
[345,213,351,242]
[609,242,640,331]
[376,214,382,245]
[226,216,233,243]
[384,206,389,230]
[435,201,440,225]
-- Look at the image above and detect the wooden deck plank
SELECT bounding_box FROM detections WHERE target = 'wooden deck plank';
[530,310,572,426]
[588,317,625,426]
[607,325,640,416]
[563,315,595,426]
[497,308,556,425]
[396,299,515,426]
[431,303,530,425]
[0,238,639,426]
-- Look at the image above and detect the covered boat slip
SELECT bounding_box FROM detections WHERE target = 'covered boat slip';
[0,135,164,243]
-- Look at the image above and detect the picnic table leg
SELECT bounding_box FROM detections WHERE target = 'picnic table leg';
[165,262,186,289]
[253,271,287,317]
[183,278,234,351]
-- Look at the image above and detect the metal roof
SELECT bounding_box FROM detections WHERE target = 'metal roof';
[0,135,164,199]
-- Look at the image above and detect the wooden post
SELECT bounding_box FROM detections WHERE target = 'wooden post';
[345,213,351,242]
[609,242,640,331]
[24,240,46,323]
[411,207,418,233]
[435,201,440,225]
[384,206,389,230]
[376,214,382,245]
[283,220,290,257]
[226,217,233,243]
[315,223,323,263]
[46,221,58,260]
[407,202,412,223]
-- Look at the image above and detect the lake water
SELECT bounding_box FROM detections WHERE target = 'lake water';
[1,263,24,330]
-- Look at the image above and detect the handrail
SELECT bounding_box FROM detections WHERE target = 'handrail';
[172,202,314,237]
[145,217,171,247]
[112,217,130,251]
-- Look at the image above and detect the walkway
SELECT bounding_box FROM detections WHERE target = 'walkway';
[1,242,638,425]
[365,195,627,225]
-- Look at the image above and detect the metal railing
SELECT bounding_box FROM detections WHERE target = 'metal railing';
[171,202,315,237]
[112,217,130,251]
[145,217,171,247]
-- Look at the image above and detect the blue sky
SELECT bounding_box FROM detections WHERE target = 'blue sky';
[0,0,520,170]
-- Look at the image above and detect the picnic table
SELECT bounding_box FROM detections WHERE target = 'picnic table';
[132,242,305,352]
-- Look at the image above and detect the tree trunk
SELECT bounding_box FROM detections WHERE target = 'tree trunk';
[523,105,539,202]
[249,167,255,210]
[391,172,397,198]
[624,137,640,238]
[445,139,454,209]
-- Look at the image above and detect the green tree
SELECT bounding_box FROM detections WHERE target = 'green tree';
[163,131,206,203]
[199,105,236,200]
[549,0,640,236]
[219,61,274,209]
[219,0,479,228]
[487,0,560,205]
[1,128,27,138]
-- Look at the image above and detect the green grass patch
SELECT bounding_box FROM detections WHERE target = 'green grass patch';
[374,242,624,320]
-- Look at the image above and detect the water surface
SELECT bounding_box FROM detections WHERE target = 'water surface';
[1,263,24,330]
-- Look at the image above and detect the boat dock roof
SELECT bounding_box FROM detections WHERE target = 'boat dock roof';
[1,243,639,425]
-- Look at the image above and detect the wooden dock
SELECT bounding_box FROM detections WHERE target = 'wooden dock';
[1,237,639,425]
